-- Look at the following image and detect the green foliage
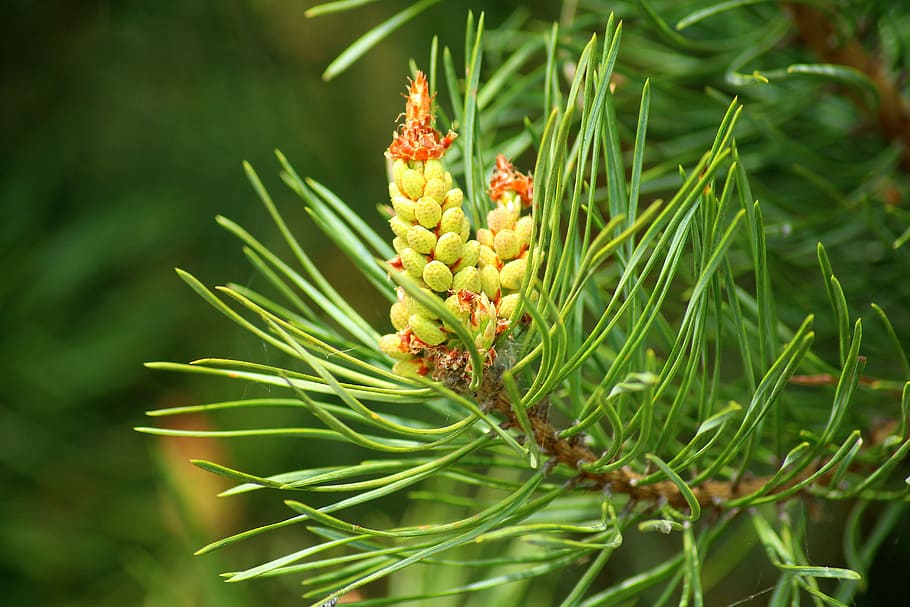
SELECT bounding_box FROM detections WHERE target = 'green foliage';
[143,1,909,605]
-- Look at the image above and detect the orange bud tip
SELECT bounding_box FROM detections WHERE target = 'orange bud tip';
[406,71,433,123]
[489,154,534,207]
[387,70,457,161]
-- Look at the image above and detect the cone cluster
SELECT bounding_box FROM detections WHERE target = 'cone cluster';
[378,72,534,381]
[475,154,535,320]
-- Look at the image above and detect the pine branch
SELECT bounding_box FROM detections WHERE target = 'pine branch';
[142,4,910,603]
[474,369,896,513]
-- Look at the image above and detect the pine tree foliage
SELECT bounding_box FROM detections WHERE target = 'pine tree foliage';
[140,2,909,605]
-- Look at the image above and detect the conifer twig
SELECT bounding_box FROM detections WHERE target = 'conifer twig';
[476,372,893,512]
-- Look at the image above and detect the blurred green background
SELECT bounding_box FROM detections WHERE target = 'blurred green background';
[0,1,493,604]
[3,1,908,605]
[2,2,570,604]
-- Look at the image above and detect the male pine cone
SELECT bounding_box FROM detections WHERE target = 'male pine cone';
[378,72,534,382]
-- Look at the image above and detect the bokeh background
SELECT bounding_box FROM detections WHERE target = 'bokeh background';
[2,2,908,606]
[0,2,477,604]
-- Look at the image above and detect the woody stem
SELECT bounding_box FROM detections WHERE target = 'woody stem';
[474,375,845,513]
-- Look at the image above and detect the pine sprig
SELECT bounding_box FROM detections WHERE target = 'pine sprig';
[142,3,910,605]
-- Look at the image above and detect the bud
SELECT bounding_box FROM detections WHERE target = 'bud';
[400,247,428,278]
[403,290,438,319]
[444,293,470,325]
[456,239,481,269]
[392,195,416,222]
[439,207,465,235]
[452,266,481,292]
[409,313,446,346]
[497,292,520,318]
[493,228,519,260]
[379,333,412,360]
[401,168,426,200]
[478,244,499,268]
[392,358,425,379]
[392,159,408,184]
[499,258,527,291]
[487,206,516,232]
[477,314,497,350]
[415,197,442,228]
[515,215,533,249]
[470,293,499,350]
[442,187,463,211]
[434,232,463,265]
[390,301,409,330]
[476,228,494,248]
[383,71,483,380]
[407,224,437,254]
[424,159,445,181]
[389,215,411,239]
[423,260,454,292]
[423,177,447,203]
[481,265,501,299]
[459,217,470,242]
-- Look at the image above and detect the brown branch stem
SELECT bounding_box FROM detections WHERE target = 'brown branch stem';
[487,392,770,512]
[470,374,867,514]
